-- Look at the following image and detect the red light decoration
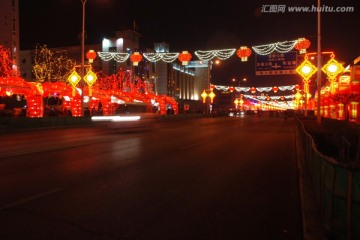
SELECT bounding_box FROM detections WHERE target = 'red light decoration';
[250,87,256,94]
[273,86,279,93]
[130,52,143,66]
[236,46,252,62]
[178,51,192,65]
[229,86,234,92]
[86,50,97,63]
[294,38,311,54]
[295,84,300,91]
[210,84,215,90]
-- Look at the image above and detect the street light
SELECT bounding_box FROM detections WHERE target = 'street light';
[80,0,88,116]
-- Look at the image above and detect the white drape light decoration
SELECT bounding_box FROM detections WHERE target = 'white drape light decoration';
[252,40,298,55]
[97,38,304,64]
[143,52,180,63]
[194,48,236,61]
[97,52,130,62]
[234,87,250,92]
[213,84,296,93]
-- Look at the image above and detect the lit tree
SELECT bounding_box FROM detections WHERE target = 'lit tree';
[0,45,14,78]
[33,44,75,83]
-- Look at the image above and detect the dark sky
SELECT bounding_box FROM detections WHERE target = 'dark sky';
[19,0,360,87]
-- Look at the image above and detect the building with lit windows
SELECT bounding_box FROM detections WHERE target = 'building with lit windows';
[0,0,20,74]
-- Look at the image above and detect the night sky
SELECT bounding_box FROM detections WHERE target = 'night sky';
[19,0,360,87]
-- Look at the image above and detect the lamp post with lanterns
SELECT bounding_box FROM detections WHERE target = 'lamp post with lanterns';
[201,88,216,114]
[296,51,344,117]
[67,50,97,116]
[80,0,87,116]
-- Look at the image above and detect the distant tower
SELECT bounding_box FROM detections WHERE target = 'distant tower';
[0,0,20,75]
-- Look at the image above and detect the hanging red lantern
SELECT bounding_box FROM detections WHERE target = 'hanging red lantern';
[294,38,311,54]
[178,51,192,65]
[250,87,256,94]
[210,84,215,90]
[236,46,252,62]
[130,52,143,66]
[86,50,97,63]
[229,86,234,92]
[273,86,279,93]
[295,84,300,91]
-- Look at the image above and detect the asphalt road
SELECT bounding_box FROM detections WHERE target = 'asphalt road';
[0,115,303,239]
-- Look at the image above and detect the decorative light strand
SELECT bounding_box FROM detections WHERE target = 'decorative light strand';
[195,48,236,61]
[213,84,296,93]
[97,52,130,62]
[143,52,179,63]
[252,40,297,55]
[243,94,295,100]
[234,87,250,92]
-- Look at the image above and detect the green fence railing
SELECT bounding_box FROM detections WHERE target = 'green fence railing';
[297,119,360,240]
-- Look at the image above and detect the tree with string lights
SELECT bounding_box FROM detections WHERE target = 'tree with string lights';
[33,44,75,83]
[0,45,14,78]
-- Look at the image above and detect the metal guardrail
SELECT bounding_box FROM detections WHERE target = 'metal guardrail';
[297,119,360,240]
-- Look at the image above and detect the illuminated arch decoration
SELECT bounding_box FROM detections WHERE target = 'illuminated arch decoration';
[0,77,43,117]
[97,52,130,62]
[142,52,179,63]
[194,48,236,61]
[252,40,298,55]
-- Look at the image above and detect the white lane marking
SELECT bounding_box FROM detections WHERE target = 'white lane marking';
[0,188,63,210]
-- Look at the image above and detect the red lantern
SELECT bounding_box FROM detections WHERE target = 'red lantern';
[273,86,279,93]
[178,51,192,65]
[86,50,97,63]
[250,87,256,94]
[236,46,252,62]
[294,38,311,54]
[229,86,234,92]
[130,52,143,66]
[295,84,300,91]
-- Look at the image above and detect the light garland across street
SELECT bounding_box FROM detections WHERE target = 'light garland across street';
[213,84,296,93]
[97,38,306,63]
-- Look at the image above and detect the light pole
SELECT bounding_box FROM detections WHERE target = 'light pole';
[80,0,87,116]
[316,0,322,123]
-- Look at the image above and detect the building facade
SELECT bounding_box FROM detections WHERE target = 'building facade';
[0,0,20,74]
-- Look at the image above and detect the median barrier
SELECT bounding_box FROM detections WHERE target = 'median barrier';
[297,119,360,239]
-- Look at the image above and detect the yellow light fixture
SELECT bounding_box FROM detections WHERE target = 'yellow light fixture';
[208,90,216,103]
[84,68,98,96]
[321,55,344,80]
[84,69,97,87]
[67,69,81,87]
[296,57,318,80]
[295,91,302,100]
[201,90,208,103]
